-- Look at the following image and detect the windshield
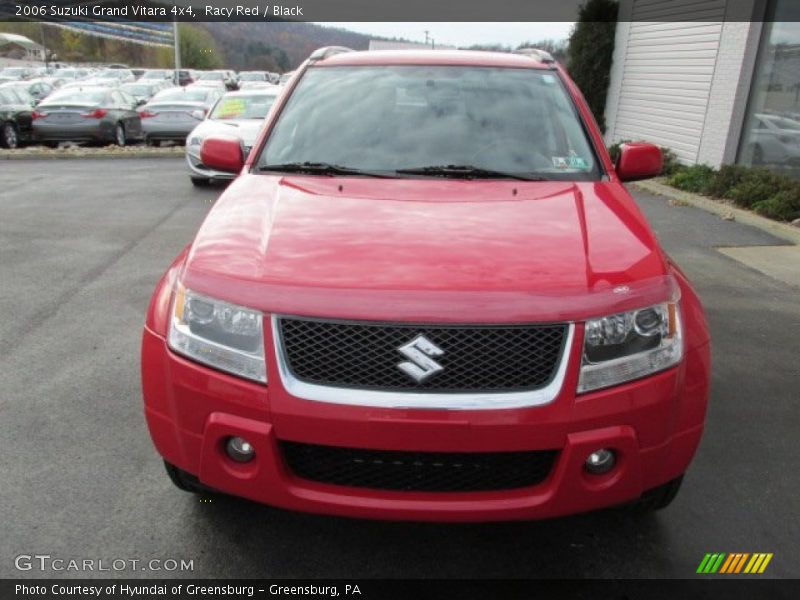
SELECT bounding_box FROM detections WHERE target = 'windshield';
[98,71,125,79]
[257,66,599,180]
[142,70,168,79]
[199,72,224,80]
[1,68,26,76]
[152,88,208,102]
[239,72,265,81]
[210,93,277,120]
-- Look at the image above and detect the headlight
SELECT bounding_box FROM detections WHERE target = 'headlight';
[167,285,266,383]
[578,301,682,393]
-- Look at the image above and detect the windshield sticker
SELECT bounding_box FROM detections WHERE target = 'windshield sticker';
[552,155,590,170]
[215,98,246,119]
[568,155,589,169]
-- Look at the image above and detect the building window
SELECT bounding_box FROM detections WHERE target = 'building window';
[738,1,800,175]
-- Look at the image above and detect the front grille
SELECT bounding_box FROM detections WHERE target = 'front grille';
[280,441,558,492]
[277,317,567,392]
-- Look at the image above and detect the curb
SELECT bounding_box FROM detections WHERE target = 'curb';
[0,150,184,160]
[633,178,800,246]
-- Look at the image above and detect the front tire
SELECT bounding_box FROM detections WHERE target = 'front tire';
[1,122,19,149]
[630,475,684,513]
[163,461,213,494]
[190,176,211,187]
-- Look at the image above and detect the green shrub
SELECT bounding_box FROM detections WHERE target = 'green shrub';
[660,147,682,177]
[567,0,619,133]
[656,153,800,222]
[607,141,623,164]
[727,169,792,208]
[667,165,715,193]
[703,164,749,198]
[753,189,800,221]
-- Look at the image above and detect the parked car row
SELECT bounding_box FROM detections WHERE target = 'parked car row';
[0,65,284,89]
[0,64,292,149]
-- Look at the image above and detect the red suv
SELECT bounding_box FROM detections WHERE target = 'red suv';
[142,48,710,521]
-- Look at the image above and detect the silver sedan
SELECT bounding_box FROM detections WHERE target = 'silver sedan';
[140,86,224,146]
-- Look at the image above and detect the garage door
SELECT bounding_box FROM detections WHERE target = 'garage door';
[611,0,727,163]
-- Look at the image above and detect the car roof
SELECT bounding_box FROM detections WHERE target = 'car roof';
[316,50,553,69]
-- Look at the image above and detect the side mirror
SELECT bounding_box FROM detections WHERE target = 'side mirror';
[200,136,244,174]
[616,142,663,182]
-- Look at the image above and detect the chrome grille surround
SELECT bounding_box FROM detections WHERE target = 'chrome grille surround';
[272,316,574,410]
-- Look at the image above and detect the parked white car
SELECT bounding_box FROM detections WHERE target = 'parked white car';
[746,113,800,165]
[185,87,281,186]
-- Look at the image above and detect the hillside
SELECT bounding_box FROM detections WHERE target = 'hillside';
[198,22,378,72]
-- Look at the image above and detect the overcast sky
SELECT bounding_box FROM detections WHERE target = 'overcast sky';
[316,22,575,48]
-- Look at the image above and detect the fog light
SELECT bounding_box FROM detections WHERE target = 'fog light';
[225,437,255,463]
[585,448,616,475]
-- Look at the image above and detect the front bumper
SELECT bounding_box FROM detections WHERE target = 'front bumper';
[142,320,709,521]
[185,149,235,181]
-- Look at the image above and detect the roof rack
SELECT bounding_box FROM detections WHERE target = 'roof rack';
[308,46,355,61]
[513,48,555,64]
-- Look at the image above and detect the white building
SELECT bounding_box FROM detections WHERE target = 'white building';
[604,0,800,173]
[0,33,46,63]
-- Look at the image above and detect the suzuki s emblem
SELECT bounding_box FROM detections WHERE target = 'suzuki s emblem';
[397,335,444,383]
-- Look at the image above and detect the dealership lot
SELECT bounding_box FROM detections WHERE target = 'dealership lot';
[1,158,798,578]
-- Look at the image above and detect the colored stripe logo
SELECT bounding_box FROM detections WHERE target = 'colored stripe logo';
[697,553,773,574]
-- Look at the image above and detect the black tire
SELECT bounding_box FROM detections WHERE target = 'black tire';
[147,138,161,147]
[163,460,214,494]
[190,176,211,187]
[44,141,59,149]
[2,122,19,149]
[114,123,126,147]
[630,475,684,513]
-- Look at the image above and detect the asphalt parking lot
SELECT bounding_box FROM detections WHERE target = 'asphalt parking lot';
[1,158,798,579]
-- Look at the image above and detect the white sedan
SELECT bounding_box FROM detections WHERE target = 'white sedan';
[185,87,282,186]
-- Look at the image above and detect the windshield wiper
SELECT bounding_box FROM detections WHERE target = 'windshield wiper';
[257,162,394,178]
[394,165,549,181]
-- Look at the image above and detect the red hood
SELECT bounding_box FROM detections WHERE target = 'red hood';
[182,174,671,322]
